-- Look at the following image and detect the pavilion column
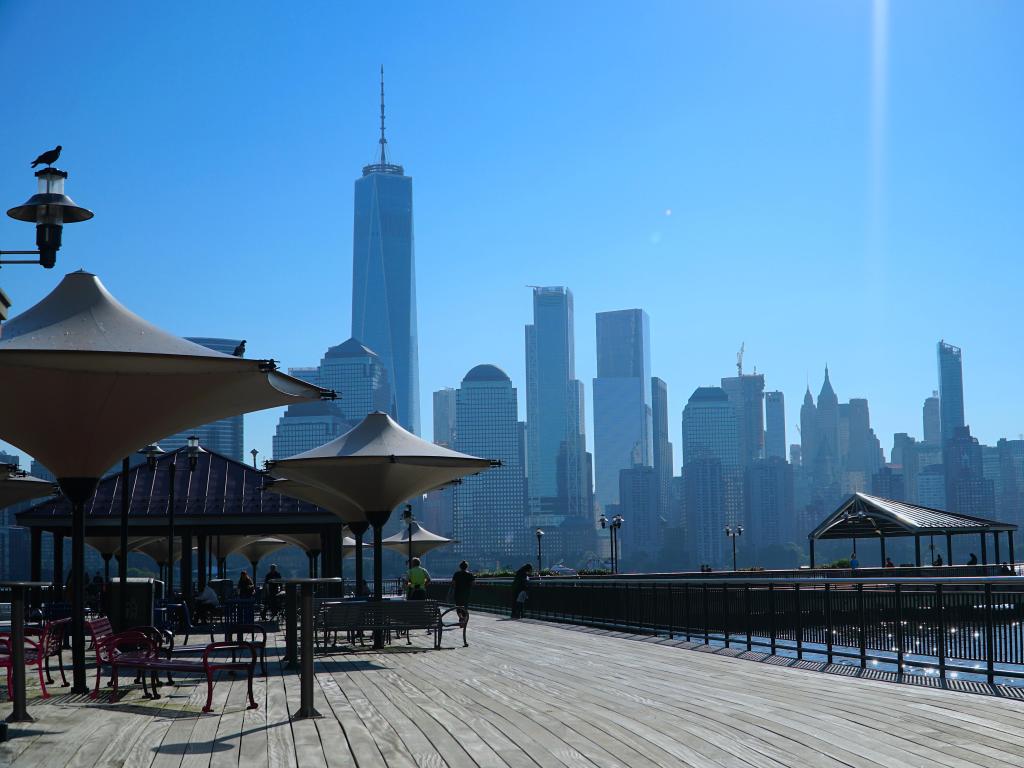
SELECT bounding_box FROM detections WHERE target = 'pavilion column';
[349,521,369,595]
[994,531,1002,565]
[1009,531,1016,566]
[53,531,65,591]
[915,535,921,567]
[102,553,112,583]
[30,528,42,607]
[319,531,333,581]
[180,528,193,600]
[879,536,886,566]
[981,532,988,565]
[196,533,207,590]
[808,537,815,569]
[946,533,953,567]
[325,526,343,579]
[217,557,226,579]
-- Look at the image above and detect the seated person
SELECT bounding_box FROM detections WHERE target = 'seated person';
[194,583,220,623]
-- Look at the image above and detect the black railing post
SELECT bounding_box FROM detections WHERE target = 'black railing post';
[984,581,996,685]
[684,584,691,641]
[702,583,710,645]
[858,582,867,669]
[895,583,905,680]
[744,583,752,651]
[723,582,730,648]
[769,583,777,655]
[825,582,833,665]
[794,583,803,660]
[667,585,674,639]
[936,583,947,681]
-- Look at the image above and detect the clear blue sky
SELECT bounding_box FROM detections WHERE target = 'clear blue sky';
[1,1,1022,468]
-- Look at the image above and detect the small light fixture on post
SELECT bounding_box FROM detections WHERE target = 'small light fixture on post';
[535,528,544,574]
[250,448,259,469]
[725,525,744,572]
[401,504,414,570]
[3,166,93,269]
[610,514,624,574]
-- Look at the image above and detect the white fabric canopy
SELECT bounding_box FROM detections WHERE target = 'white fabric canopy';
[235,537,289,564]
[276,533,324,553]
[0,470,56,508]
[0,271,332,479]
[266,478,366,523]
[133,536,184,565]
[382,520,454,558]
[208,534,258,560]
[270,412,494,512]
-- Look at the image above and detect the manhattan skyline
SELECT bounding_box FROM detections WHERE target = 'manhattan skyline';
[1,2,1022,468]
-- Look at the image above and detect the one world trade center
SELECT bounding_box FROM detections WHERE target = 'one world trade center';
[351,68,420,434]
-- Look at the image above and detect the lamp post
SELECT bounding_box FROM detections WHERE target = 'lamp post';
[600,514,624,574]
[536,528,544,574]
[250,448,259,469]
[401,504,414,570]
[725,525,743,572]
[2,165,93,271]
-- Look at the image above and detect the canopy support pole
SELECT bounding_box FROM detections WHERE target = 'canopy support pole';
[915,535,921,567]
[349,521,369,596]
[196,534,207,591]
[808,537,815,569]
[946,533,953,567]
[58,477,99,695]
[30,528,41,607]
[180,528,192,601]
[879,536,886,566]
[53,531,64,591]
[365,511,390,650]
[1009,531,1016,566]
[981,532,988,565]
[119,457,130,629]
[994,531,1001,565]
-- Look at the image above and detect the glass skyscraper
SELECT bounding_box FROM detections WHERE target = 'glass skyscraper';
[351,79,419,434]
[764,391,786,460]
[937,341,965,445]
[453,364,526,566]
[432,388,457,447]
[593,309,652,511]
[159,337,244,461]
[525,287,589,522]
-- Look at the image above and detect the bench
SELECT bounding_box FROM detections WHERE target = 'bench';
[0,618,70,699]
[95,632,258,713]
[318,600,443,649]
[170,624,268,676]
[86,617,172,689]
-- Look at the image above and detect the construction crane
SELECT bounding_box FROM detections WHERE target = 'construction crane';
[736,342,745,377]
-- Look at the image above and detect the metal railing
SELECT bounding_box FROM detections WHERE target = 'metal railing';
[427,576,1024,684]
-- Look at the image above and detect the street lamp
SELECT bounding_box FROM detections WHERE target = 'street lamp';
[725,525,744,572]
[250,448,259,469]
[2,166,93,270]
[600,514,624,574]
[535,528,544,574]
[401,504,414,570]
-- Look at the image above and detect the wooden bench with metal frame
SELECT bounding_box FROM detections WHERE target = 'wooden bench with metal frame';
[318,600,443,649]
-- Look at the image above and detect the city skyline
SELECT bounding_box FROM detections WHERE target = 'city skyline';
[1,2,1023,473]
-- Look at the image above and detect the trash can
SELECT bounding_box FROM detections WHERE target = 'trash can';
[105,578,163,631]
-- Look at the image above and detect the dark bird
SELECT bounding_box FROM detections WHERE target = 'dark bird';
[232,340,247,357]
[31,145,62,168]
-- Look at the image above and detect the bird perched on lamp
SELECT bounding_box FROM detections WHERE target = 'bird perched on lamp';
[31,145,62,168]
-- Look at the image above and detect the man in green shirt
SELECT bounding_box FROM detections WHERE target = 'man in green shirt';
[407,557,430,600]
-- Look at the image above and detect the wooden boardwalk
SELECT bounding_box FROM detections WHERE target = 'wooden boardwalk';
[3,613,1024,767]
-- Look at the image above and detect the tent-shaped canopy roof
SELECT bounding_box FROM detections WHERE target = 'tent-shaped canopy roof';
[810,492,1017,540]
[0,271,333,479]
[0,466,57,509]
[382,520,454,557]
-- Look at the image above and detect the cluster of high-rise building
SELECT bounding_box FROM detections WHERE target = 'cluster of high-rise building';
[5,81,1024,581]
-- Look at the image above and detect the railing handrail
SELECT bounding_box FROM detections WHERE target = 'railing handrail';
[459,575,1024,587]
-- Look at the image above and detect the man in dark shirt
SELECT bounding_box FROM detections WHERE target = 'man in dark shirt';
[450,561,475,645]
[510,563,533,619]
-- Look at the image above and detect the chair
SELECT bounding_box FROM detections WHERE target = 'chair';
[0,619,69,699]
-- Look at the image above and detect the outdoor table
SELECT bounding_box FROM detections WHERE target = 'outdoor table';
[286,577,341,719]
[1,581,51,726]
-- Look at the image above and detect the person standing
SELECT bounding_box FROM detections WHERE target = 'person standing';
[850,553,859,570]
[262,563,283,619]
[510,563,533,619]
[237,570,255,598]
[407,557,431,600]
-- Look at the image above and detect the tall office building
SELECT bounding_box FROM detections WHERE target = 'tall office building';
[317,338,394,422]
[453,365,526,566]
[592,309,652,511]
[764,391,786,460]
[720,372,765,467]
[272,401,349,459]
[651,377,674,525]
[433,388,457,447]
[923,391,941,445]
[745,456,794,547]
[525,287,588,519]
[159,337,244,460]
[351,70,420,434]
[682,386,741,567]
[937,342,965,445]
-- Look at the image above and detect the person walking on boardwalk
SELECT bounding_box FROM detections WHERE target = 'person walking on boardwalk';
[407,557,431,600]
[450,560,475,634]
[511,563,533,619]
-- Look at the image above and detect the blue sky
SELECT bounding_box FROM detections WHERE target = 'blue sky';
[1,1,1022,468]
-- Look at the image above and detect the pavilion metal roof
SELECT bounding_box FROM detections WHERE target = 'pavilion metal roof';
[810,492,1017,540]
[15,445,340,534]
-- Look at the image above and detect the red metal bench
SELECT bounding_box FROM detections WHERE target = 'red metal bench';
[86,617,172,691]
[95,633,257,713]
[170,624,268,675]
[0,618,69,699]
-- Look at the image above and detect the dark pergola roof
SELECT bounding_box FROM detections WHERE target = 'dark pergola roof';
[15,445,343,536]
[810,492,1017,540]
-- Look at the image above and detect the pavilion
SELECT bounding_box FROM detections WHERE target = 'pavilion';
[15,446,349,597]
[808,492,1017,567]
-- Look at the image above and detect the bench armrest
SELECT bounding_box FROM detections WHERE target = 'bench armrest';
[202,640,256,670]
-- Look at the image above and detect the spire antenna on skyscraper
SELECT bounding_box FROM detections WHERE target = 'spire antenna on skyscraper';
[379,65,388,166]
